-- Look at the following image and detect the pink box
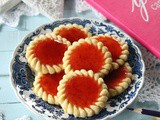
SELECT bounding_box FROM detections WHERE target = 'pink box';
[86,0,160,58]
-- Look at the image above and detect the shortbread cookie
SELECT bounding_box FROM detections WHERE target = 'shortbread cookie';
[26,33,70,74]
[63,38,112,77]
[33,71,65,105]
[57,70,109,118]
[53,23,92,44]
[93,34,129,70]
[104,62,132,97]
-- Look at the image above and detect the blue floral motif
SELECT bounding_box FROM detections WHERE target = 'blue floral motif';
[29,94,36,99]
[109,100,118,107]
[10,18,144,120]
[126,40,143,78]
[55,109,63,117]
[98,28,106,34]
[89,26,97,35]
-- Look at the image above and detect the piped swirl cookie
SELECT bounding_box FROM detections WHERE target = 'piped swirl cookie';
[57,70,109,118]
[26,33,70,74]
[104,62,132,97]
[63,38,112,77]
[33,71,65,105]
[92,34,129,70]
[53,23,92,44]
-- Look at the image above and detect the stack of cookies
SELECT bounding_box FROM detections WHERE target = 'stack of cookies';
[26,23,132,118]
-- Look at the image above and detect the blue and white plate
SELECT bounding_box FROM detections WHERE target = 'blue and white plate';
[10,18,145,120]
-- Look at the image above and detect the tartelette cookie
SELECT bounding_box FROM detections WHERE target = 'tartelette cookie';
[57,70,109,118]
[92,34,129,70]
[104,62,132,97]
[53,23,92,44]
[63,38,112,77]
[26,33,71,74]
[33,71,65,105]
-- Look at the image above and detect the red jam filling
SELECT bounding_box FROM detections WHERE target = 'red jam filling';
[33,38,67,66]
[104,66,127,89]
[97,36,122,61]
[58,27,87,43]
[39,71,64,96]
[65,76,102,108]
[69,43,105,73]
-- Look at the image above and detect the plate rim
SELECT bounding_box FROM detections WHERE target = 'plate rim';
[10,17,145,120]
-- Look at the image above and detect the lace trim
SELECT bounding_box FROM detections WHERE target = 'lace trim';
[136,42,160,109]
[0,2,39,27]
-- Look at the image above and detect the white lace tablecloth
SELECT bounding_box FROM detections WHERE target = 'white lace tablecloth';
[136,43,160,107]
[0,0,160,110]
[0,0,64,26]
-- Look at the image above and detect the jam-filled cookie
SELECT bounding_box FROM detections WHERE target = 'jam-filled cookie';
[33,71,65,105]
[53,23,92,44]
[57,70,109,118]
[92,34,129,70]
[63,38,112,77]
[104,62,132,97]
[26,33,70,74]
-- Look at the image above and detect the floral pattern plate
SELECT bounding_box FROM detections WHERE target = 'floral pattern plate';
[10,18,145,120]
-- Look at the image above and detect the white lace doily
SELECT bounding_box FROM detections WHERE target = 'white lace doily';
[76,0,106,20]
[0,0,105,27]
[136,43,160,108]
[0,2,39,27]
[0,0,64,27]
[22,0,64,21]
[0,0,21,13]
[76,0,91,13]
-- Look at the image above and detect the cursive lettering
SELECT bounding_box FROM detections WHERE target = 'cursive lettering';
[132,0,149,22]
